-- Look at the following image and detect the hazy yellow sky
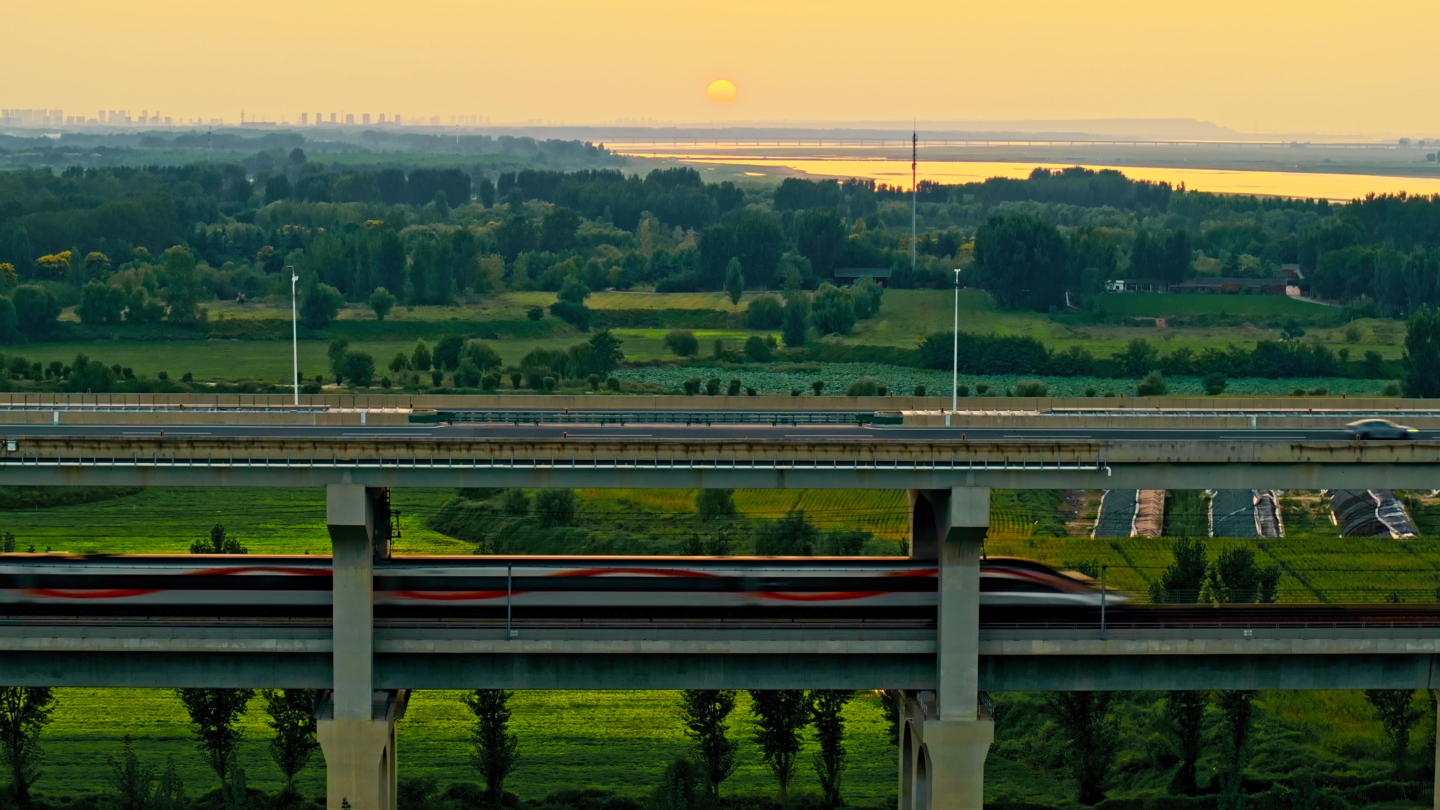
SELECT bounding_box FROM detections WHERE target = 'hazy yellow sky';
[5,0,1437,135]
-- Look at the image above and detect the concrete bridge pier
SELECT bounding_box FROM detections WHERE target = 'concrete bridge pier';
[901,488,994,810]
[320,484,404,810]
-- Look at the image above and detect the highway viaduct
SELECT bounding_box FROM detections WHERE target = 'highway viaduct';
[4,431,1440,810]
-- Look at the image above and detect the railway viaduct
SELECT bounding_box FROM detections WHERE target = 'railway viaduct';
[4,431,1440,810]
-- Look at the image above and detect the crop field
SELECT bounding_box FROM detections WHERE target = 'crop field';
[37,689,895,805]
[575,488,910,542]
[1096,293,1332,318]
[611,363,1397,397]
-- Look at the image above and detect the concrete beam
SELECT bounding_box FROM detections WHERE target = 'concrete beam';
[6,461,1440,490]
[980,654,1440,691]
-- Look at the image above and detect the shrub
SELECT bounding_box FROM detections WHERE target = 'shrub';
[432,369,444,386]
[727,378,741,396]
[1136,370,1167,396]
[588,374,601,391]
[746,387,757,396]
[1203,372,1227,396]
[1309,386,1328,396]
[1383,382,1401,396]
[389,352,410,373]
[550,300,591,331]
[743,335,774,363]
[975,383,989,395]
[705,377,721,395]
[914,385,926,396]
[380,376,392,388]
[527,307,543,321]
[684,376,701,395]
[543,375,557,391]
[791,388,800,396]
[456,359,482,388]
[811,283,857,335]
[745,295,784,329]
[1291,387,1306,396]
[368,287,396,321]
[664,330,700,357]
[1084,387,1096,397]
[956,384,969,397]
[1015,379,1048,397]
[811,380,825,395]
[845,377,880,396]
[462,340,503,371]
[606,377,621,392]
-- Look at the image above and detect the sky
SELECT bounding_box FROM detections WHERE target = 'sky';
[5,0,1438,136]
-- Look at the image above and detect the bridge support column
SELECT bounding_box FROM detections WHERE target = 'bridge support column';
[902,488,993,810]
[319,484,402,810]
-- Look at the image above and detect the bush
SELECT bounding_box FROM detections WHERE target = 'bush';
[727,378,742,396]
[746,387,757,396]
[743,335,774,362]
[975,383,989,395]
[705,377,721,395]
[811,379,825,395]
[550,300,591,331]
[1383,381,1401,396]
[1015,379,1048,397]
[1291,387,1306,396]
[368,287,396,321]
[683,376,701,395]
[606,377,621,392]
[1136,370,1167,396]
[462,340,503,371]
[845,377,880,396]
[527,307,543,321]
[1203,372,1227,395]
[588,374,601,391]
[664,330,700,357]
[957,384,969,397]
[300,282,344,328]
[1309,386,1328,396]
[456,359,482,388]
[791,388,800,396]
[1084,387,1096,397]
[811,282,857,335]
[745,295,784,328]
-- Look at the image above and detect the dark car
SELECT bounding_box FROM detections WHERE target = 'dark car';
[1345,419,1418,440]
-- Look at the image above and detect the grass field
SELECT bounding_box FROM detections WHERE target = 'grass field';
[28,288,1409,384]
[37,689,894,805]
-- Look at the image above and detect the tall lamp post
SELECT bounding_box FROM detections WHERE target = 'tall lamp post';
[949,268,961,427]
[290,269,300,405]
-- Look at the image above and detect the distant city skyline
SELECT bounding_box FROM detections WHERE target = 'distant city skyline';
[6,0,1439,137]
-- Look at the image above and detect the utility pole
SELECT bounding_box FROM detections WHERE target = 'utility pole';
[290,268,300,405]
[910,128,918,274]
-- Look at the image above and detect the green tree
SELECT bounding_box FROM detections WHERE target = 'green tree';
[810,690,853,808]
[744,335,774,362]
[174,688,255,786]
[1151,536,1207,603]
[1215,690,1255,779]
[1365,690,1424,776]
[678,690,738,800]
[462,340,503,372]
[0,687,58,805]
[587,330,625,376]
[376,229,407,295]
[781,296,810,348]
[433,335,466,371]
[696,489,737,521]
[745,295,784,329]
[973,211,1071,311]
[748,691,811,801]
[301,282,344,328]
[102,736,156,810]
[77,282,127,325]
[9,228,33,277]
[411,339,433,372]
[1165,691,1208,796]
[261,690,318,790]
[84,251,112,280]
[327,339,350,382]
[160,246,205,324]
[1402,305,1440,398]
[795,208,846,281]
[1044,691,1118,806]
[664,330,700,357]
[191,524,247,554]
[723,258,745,305]
[13,285,60,337]
[557,277,591,304]
[338,351,376,387]
[464,690,518,808]
[811,283,857,336]
[368,287,396,321]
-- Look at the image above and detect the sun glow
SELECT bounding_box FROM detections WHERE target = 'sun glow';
[706,79,738,103]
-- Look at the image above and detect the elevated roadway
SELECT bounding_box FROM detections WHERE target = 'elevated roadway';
[4,606,1439,692]
[1,425,1439,489]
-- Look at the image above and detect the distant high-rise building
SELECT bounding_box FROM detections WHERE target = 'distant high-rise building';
[362,113,371,125]
[379,114,386,124]
[164,117,172,127]
[315,113,322,126]
[345,113,354,125]
[430,116,440,125]
[301,113,308,126]
[329,112,336,123]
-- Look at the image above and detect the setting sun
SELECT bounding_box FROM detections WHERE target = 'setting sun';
[706,78,738,103]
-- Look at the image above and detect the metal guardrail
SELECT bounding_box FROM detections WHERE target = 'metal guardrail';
[434,410,868,426]
[0,454,1110,473]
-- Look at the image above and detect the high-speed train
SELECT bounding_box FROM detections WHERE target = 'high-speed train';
[0,554,1122,616]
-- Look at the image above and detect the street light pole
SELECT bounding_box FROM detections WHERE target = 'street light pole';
[949,268,961,427]
[290,269,300,405]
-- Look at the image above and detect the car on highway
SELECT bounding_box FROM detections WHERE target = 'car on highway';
[1345,419,1419,440]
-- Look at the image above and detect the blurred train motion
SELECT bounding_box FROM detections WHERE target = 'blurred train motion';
[0,554,1123,617]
